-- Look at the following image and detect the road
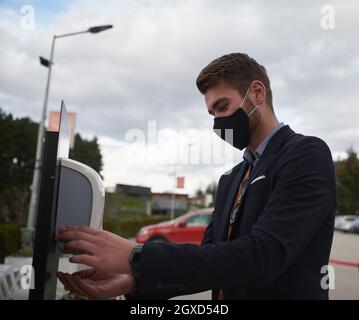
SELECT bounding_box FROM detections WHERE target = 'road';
[171,231,359,300]
[3,232,357,300]
[329,231,359,299]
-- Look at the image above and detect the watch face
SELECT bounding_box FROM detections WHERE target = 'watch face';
[131,245,143,264]
[130,245,143,276]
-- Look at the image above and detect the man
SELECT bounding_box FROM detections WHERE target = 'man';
[56,53,336,300]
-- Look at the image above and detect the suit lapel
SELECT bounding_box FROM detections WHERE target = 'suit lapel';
[249,125,294,183]
[216,161,249,241]
[215,125,295,242]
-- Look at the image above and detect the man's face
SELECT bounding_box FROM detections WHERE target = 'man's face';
[204,80,252,118]
[204,80,261,146]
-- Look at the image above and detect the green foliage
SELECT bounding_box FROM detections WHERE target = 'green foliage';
[336,148,359,214]
[0,186,30,224]
[0,224,22,262]
[104,192,147,220]
[103,192,162,238]
[0,109,38,188]
[103,216,169,239]
[0,108,38,224]
[205,181,217,206]
[0,108,103,224]
[69,133,103,175]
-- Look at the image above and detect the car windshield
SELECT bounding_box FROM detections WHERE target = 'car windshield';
[187,214,209,226]
[345,218,356,221]
[173,210,212,222]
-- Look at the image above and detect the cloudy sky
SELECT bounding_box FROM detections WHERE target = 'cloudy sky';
[1,0,358,195]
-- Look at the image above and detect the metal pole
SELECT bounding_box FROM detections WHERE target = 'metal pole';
[55,30,88,38]
[26,36,56,231]
[170,165,176,220]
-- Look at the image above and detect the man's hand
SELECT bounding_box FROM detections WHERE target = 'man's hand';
[55,225,137,274]
[57,268,137,299]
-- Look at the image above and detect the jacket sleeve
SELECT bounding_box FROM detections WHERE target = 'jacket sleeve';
[133,137,336,295]
[125,210,215,300]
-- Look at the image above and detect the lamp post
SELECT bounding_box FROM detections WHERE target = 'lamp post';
[169,165,177,220]
[25,25,113,240]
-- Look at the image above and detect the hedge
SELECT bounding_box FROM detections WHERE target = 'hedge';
[103,215,169,239]
[0,216,169,262]
[0,224,22,262]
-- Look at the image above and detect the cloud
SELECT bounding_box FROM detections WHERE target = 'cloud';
[1,0,358,194]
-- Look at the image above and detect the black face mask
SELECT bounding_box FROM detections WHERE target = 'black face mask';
[213,107,250,150]
[213,88,258,150]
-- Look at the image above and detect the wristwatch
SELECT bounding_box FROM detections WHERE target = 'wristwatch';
[129,244,144,276]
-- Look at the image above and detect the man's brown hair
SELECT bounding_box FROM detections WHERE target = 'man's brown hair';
[196,53,273,111]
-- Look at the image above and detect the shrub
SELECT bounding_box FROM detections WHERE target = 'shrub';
[0,224,22,262]
[103,215,169,239]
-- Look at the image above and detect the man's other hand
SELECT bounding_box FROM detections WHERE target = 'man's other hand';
[57,268,136,299]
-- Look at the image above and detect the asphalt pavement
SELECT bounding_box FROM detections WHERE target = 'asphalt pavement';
[172,231,359,300]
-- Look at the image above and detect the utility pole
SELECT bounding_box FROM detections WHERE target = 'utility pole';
[169,165,177,220]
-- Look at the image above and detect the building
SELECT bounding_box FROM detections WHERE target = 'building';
[115,184,151,200]
[112,184,189,217]
[150,192,189,216]
[189,193,214,209]
[114,184,151,215]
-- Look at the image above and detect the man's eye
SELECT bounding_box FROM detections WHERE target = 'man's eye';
[218,104,228,112]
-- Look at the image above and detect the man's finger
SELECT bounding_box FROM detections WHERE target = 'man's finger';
[64,240,97,255]
[64,273,88,297]
[58,225,100,235]
[57,272,70,290]
[73,276,102,299]
[56,230,98,243]
[70,254,98,268]
[58,272,89,298]
[57,272,78,294]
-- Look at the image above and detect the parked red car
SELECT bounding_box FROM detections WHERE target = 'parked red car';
[136,208,213,245]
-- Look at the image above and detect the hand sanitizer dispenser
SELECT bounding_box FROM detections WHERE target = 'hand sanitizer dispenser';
[51,101,105,252]
[54,158,105,252]
[29,101,105,300]
[58,158,104,230]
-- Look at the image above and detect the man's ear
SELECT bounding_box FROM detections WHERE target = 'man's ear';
[251,80,265,105]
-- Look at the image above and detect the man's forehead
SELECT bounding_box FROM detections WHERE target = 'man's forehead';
[205,81,241,106]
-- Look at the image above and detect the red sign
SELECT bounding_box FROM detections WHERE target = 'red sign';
[176,176,185,189]
[48,111,76,149]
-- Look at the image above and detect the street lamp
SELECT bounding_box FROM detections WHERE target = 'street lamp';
[88,25,113,33]
[25,25,113,239]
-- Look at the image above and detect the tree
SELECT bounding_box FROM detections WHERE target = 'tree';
[0,109,38,187]
[195,188,204,198]
[69,133,103,176]
[0,108,103,223]
[0,108,38,224]
[205,181,218,205]
[336,148,359,215]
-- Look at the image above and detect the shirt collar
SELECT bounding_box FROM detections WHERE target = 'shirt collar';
[243,122,284,166]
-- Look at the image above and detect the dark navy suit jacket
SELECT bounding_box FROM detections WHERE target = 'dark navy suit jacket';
[127,125,336,300]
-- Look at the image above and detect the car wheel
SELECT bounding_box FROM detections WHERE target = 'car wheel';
[148,236,168,243]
